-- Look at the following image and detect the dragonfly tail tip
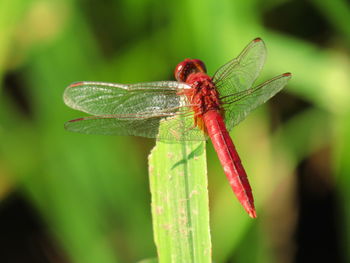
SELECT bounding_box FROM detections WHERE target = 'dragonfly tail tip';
[248,209,257,218]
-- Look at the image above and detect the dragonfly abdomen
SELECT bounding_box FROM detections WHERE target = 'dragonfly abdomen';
[203,110,256,218]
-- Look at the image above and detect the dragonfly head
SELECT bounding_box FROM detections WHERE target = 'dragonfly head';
[174,59,207,82]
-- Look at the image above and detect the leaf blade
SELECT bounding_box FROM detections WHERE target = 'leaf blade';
[148,140,211,263]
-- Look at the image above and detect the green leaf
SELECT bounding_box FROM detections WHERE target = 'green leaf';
[148,139,211,263]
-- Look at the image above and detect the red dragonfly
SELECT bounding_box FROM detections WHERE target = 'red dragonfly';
[64,38,291,218]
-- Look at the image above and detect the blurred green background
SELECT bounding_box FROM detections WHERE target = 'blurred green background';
[0,0,349,262]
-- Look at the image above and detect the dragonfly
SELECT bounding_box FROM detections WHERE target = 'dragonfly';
[63,38,291,218]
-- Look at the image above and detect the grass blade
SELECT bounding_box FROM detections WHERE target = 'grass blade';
[148,140,211,263]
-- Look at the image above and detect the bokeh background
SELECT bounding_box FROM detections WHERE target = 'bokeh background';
[0,0,349,262]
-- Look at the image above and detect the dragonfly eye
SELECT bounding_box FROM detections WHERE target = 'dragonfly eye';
[192,59,207,73]
[175,59,207,82]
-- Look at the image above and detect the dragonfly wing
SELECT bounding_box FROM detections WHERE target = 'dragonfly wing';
[223,73,292,131]
[65,113,208,142]
[212,38,267,97]
[64,81,192,116]
[157,114,208,141]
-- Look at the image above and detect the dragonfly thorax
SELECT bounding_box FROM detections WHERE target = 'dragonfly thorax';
[179,71,222,132]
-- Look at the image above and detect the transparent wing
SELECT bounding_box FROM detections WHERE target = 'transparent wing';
[64,113,208,141]
[213,38,267,98]
[63,80,207,141]
[63,81,192,116]
[222,73,292,131]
